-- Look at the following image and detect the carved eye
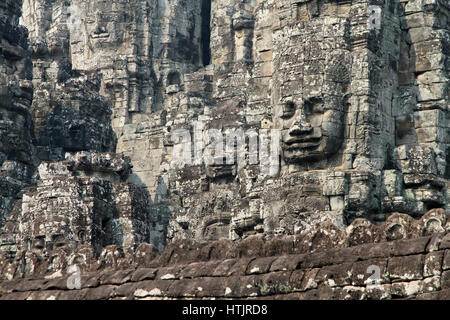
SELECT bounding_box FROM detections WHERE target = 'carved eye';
[304,97,324,115]
[281,101,296,119]
[33,237,45,250]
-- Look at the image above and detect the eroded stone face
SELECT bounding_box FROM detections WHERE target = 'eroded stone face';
[0,0,35,228]
[36,76,117,154]
[271,11,352,167]
[203,222,230,241]
[0,25,33,164]
[278,95,346,163]
[0,106,30,163]
[1,152,152,261]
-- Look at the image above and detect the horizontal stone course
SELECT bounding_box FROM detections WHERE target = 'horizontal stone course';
[1,232,448,300]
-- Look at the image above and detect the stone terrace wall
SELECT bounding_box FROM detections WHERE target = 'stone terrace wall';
[1,209,449,281]
[0,231,449,300]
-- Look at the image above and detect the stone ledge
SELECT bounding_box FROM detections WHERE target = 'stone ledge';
[0,231,448,300]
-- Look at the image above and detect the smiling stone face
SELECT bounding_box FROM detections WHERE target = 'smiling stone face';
[271,44,352,165]
[0,42,34,164]
[270,9,352,166]
[0,10,34,168]
[0,84,34,163]
[279,95,346,163]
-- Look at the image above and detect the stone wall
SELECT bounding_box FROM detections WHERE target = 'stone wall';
[0,0,448,300]
[0,0,35,227]
[1,229,449,300]
[13,0,449,252]
[1,209,448,281]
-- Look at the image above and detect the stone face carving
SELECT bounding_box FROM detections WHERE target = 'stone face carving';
[0,152,153,263]
[0,0,35,227]
[272,19,352,165]
[36,76,117,155]
[0,0,155,268]
[277,80,349,164]
[0,95,33,164]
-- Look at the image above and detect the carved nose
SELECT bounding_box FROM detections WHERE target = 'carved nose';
[289,121,312,136]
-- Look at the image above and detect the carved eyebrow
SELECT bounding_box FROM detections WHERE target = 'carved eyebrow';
[304,97,323,105]
[303,97,323,114]
[281,101,296,118]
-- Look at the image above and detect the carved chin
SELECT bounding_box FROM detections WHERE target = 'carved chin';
[282,136,339,163]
